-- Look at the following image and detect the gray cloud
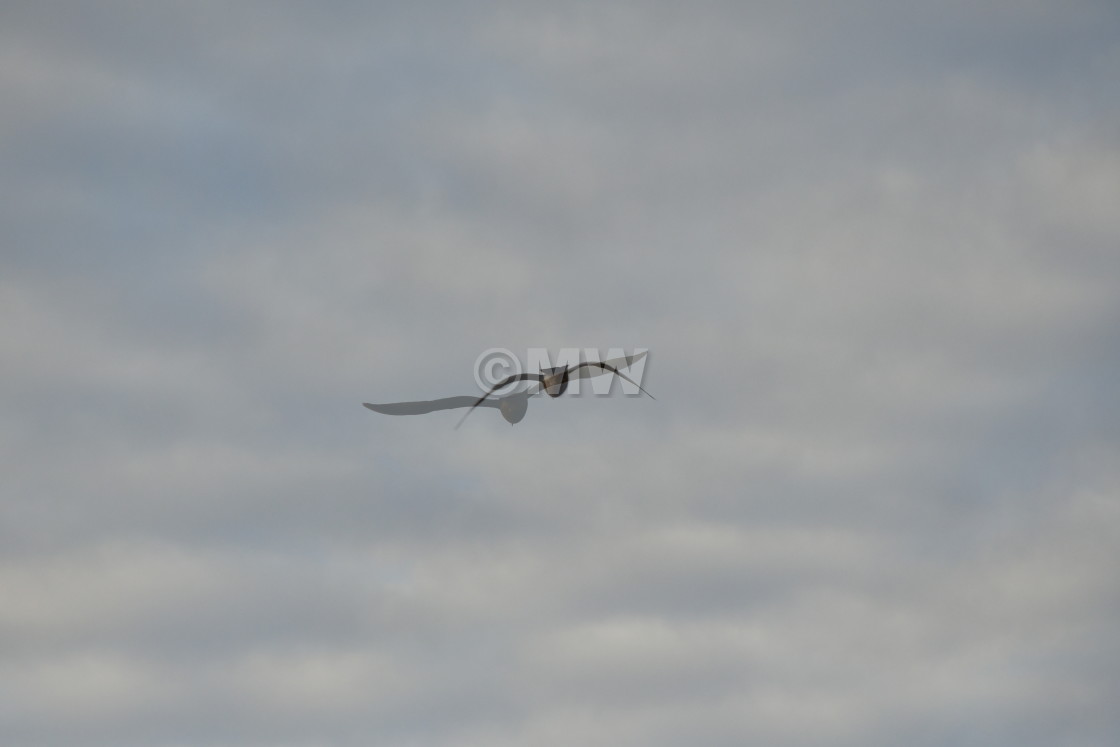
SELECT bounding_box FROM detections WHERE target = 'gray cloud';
[2,1,1118,745]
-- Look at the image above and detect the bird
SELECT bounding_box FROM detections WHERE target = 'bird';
[455,358,654,429]
[362,352,651,427]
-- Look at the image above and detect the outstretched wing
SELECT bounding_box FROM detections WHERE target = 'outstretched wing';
[568,362,655,399]
[363,397,500,416]
[569,350,647,380]
[455,373,545,429]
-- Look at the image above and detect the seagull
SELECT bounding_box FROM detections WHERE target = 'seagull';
[454,357,654,429]
[362,352,651,427]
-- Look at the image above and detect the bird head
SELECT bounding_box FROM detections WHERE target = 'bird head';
[540,366,568,397]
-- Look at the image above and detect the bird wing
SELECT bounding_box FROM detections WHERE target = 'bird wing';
[363,397,501,416]
[569,350,647,380]
[568,361,655,399]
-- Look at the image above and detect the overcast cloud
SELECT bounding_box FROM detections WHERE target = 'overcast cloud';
[2,1,1119,745]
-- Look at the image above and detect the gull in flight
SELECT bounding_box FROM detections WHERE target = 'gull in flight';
[362,352,652,427]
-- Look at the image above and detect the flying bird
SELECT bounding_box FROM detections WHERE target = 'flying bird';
[454,358,654,429]
[362,352,651,427]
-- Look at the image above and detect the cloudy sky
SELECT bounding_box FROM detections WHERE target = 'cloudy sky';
[2,2,1119,745]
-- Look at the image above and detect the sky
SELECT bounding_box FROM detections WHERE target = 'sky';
[1,1,1119,745]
